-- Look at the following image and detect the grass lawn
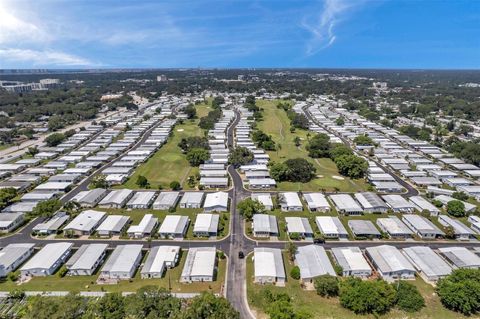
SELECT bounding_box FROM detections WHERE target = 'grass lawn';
[256,100,367,193]
[0,250,226,294]
[120,103,210,190]
[98,208,230,240]
[246,252,468,319]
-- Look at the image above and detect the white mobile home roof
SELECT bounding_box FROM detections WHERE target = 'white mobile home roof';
[99,189,133,206]
[141,246,180,276]
[159,215,189,234]
[281,192,302,207]
[250,193,273,208]
[254,248,285,279]
[329,194,362,212]
[408,196,440,213]
[180,192,204,206]
[354,192,387,210]
[331,247,371,274]
[402,214,444,235]
[253,214,278,234]
[127,214,157,234]
[193,214,219,233]
[96,215,130,233]
[285,217,313,234]
[0,244,35,272]
[64,210,106,232]
[303,193,330,210]
[402,246,452,279]
[366,245,415,274]
[21,242,73,272]
[315,216,348,237]
[101,245,143,274]
[127,191,156,206]
[376,216,412,236]
[296,245,336,279]
[154,191,180,208]
[181,247,216,278]
[438,215,475,236]
[66,244,108,271]
[203,192,228,209]
[438,247,480,269]
[382,195,415,210]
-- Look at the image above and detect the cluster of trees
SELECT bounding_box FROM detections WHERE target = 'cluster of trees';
[90,174,108,189]
[398,125,432,141]
[436,268,480,315]
[178,136,210,166]
[21,288,239,319]
[251,130,276,151]
[45,132,66,147]
[353,134,375,146]
[444,136,480,166]
[0,188,17,210]
[0,88,102,126]
[184,104,196,119]
[29,199,62,218]
[306,133,368,178]
[228,147,254,167]
[270,158,316,183]
[446,200,466,217]
[260,289,310,319]
[338,278,424,315]
[211,96,225,109]
[237,198,265,220]
[198,108,222,130]
[288,113,309,130]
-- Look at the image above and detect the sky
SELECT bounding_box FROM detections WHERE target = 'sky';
[0,0,479,69]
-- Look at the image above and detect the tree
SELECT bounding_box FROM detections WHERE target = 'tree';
[286,242,297,262]
[290,266,301,280]
[334,155,368,179]
[329,144,353,159]
[178,136,209,153]
[228,147,254,167]
[290,113,309,129]
[64,129,76,138]
[45,132,65,147]
[184,104,197,119]
[270,162,288,181]
[336,117,345,126]
[186,148,210,166]
[283,158,316,182]
[437,268,480,315]
[444,226,456,239]
[452,191,469,201]
[447,200,466,217]
[353,134,374,146]
[95,292,126,319]
[237,198,265,220]
[181,292,239,319]
[124,286,181,319]
[306,133,330,158]
[395,281,425,313]
[314,275,339,297]
[48,115,65,131]
[0,187,17,210]
[169,181,181,190]
[294,136,301,147]
[339,278,396,315]
[31,199,62,218]
[91,174,108,188]
[27,146,39,156]
[136,175,149,188]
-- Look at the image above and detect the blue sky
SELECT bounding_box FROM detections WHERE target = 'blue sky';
[0,0,478,69]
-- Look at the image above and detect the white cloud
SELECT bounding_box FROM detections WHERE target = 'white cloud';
[0,2,51,44]
[0,48,95,67]
[302,0,361,55]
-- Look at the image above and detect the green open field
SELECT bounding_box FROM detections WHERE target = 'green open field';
[95,208,230,240]
[0,250,226,294]
[246,252,468,319]
[255,100,367,192]
[121,102,211,190]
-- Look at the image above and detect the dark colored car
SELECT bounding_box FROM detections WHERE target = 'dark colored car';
[238,251,245,259]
